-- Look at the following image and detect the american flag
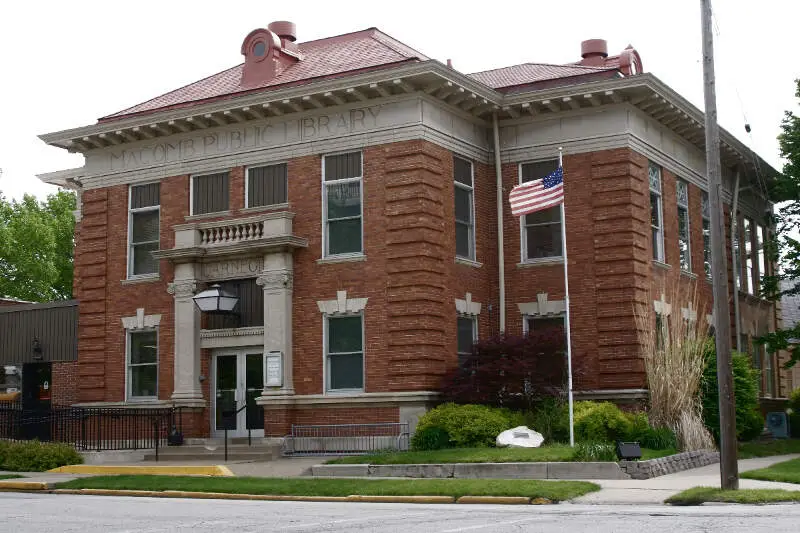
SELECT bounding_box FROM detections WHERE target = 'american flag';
[509,167,564,217]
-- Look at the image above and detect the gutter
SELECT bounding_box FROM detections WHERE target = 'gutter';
[492,112,506,332]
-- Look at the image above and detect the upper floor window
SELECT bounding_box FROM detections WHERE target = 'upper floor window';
[733,220,743,291]
[521,160,562,261]
[192,171,230,215]
[323,152,363,257]
[649,163,664,262]
[454,156,475,260]
[744,218,754,294]
[247,163,288,208]
[756,223,766,293]
[677,180,691,272]
[128,183,160,278]
[701,192,711,279]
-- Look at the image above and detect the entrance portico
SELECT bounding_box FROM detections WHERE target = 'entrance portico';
[155,210,306,435]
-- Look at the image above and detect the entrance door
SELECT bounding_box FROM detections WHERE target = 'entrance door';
[212,350,264,438]
[21,362,52,441]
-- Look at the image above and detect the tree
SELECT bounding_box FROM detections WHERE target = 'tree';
[439,327,574,411]
[761,78,800,368]
[0,190,76,301]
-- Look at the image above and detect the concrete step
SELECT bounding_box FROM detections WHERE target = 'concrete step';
[142,443,281,462]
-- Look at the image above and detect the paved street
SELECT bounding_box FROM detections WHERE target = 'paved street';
[2,493,799,533]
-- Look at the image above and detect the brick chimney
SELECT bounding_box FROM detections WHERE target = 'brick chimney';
[579,39,608,67]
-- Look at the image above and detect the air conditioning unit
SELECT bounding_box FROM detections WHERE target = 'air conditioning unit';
[4,366,19,376]
[766,412,789,439]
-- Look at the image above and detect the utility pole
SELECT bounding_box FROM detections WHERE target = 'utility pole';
[701,0,739,490]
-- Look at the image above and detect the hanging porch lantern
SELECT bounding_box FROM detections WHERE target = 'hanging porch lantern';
[192,284,239,313]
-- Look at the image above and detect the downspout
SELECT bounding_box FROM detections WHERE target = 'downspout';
[492,112,506,333]
[731,170,742,353]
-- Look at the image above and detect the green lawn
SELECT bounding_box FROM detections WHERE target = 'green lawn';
[742,457,800,484]
[738,439,800,459]
[327,445,676,465]
[54,475,599,501]
[0,475,23,480]
[666,486,800,505]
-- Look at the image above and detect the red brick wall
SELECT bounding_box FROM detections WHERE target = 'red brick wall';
[51,361,78,406]
[263,406,399,437]
[70,135,784,428]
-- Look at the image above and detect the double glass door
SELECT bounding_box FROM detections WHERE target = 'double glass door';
[213,349,264,438]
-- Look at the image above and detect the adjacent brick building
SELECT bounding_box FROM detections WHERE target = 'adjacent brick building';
[37,22,785,440]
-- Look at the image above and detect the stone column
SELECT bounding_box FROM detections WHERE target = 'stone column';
[167,271,205,407]
[257,252,294,396]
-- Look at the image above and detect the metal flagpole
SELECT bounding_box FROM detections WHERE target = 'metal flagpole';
[558,147,575,447]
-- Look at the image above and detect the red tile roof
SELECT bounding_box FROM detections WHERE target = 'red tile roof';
[99,28,627,122]
[467,63,617,90]
[101,28,429,121]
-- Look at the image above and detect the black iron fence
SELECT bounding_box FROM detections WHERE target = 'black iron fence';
[283,422,410,456]
[0,403,183,451]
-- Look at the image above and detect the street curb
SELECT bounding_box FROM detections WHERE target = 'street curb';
[0,481,50,491]
[43,489,555,504]
[456,496,530,505]
[346,495,455,504]
[46,465,232,477]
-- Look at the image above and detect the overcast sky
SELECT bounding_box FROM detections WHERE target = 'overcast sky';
[0,0,796,201]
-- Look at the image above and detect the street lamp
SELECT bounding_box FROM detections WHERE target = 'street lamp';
[192,284,239,313]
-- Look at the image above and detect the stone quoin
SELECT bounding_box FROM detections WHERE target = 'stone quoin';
[35,22,789,442]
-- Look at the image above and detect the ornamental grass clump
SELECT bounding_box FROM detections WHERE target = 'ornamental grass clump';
[634,279,715,451]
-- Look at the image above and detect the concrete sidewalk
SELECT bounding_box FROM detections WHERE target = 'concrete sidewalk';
[571,454,800,504]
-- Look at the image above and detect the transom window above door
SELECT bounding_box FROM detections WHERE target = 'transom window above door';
[192,171,230,215]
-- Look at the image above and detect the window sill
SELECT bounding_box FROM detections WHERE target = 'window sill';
[324,390,366,397]
[122,274,160,285]
[517,257,563,268]
[240,203,289,214]
[185,210,232,221]
[680,270,697,280]
[652,260,671,271]
[317,254,366,265]
[455,257,482,268]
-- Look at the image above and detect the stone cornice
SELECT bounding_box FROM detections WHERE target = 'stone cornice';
[38,63,777,189]
[154,236,308,262]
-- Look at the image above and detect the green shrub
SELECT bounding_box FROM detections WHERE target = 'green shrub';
[0,440,83,472]
[790,388,800,438]
[410,426,451,451]
[572,442,617,462]
[702,347,763,443]
[623,412,678,450]
[415,403,514,448]
[527,398,570,444]
[573,401,632,444]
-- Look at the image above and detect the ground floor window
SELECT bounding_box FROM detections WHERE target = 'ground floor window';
[326,315,364,391]
[524,315,564,335]
[457,316,477,366]
[128,330,158,400]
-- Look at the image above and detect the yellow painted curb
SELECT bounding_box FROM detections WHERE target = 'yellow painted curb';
[47,465,232,477]
[0,481,49,491]
[247,494,349,502]
[530,497,554,505]
[456,496,531,505]
[346,495,455,504]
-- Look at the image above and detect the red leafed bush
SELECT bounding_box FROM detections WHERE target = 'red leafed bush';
[439,327,576,411]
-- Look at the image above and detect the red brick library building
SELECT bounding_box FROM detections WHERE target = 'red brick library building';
[38,22,788,439]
